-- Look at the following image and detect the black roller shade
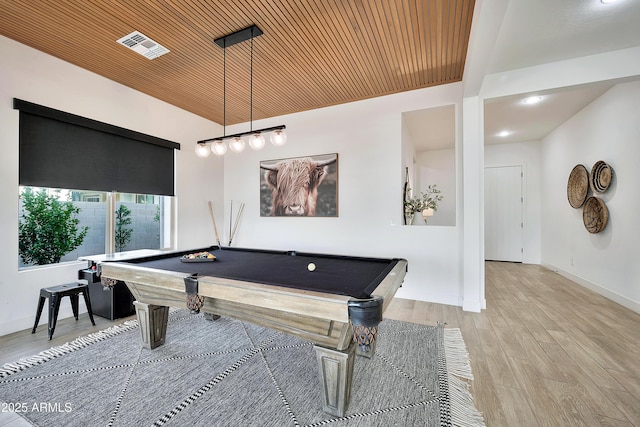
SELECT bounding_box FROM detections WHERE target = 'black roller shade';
[14,99,180,196]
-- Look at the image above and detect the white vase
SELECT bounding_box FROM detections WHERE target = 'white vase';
[411,212,426,225]
[404,213,415,225]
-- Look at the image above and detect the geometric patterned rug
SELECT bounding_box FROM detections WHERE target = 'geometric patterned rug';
[0,310,484,426]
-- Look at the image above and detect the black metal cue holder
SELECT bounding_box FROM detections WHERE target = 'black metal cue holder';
[78,262,135,320]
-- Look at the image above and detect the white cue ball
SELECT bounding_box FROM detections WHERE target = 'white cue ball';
[307,262,316,272]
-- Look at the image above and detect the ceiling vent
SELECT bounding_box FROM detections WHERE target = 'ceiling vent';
[117,31,169,59]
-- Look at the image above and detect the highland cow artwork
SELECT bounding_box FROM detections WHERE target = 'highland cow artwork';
[260,153,338,217]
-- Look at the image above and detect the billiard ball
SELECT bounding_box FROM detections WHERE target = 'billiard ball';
[307,262,316,272]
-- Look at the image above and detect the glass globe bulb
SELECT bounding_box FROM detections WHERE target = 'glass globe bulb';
[249,133,266,150]
[229,136,246,153]
[211,140,227,156]
[270,130,287,146]
[195,143,211,158]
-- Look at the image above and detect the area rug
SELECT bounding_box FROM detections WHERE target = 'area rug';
[0,310,484,426]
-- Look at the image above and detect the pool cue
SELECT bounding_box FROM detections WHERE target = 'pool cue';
[207,201,222,248]
[228,202,245,246]
[228,202,244,245]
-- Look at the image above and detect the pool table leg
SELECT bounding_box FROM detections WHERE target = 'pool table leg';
[314,342,356,417]
[134,301,169,349]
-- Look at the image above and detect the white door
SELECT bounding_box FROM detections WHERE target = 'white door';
[484,166,523,262]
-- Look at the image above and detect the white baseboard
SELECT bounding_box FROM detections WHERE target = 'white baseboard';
[543,264,640,315]
[462,299,482,313]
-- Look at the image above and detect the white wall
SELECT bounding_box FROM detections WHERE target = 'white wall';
[220,83,472,308]
[485,141,542,264]
[479,43,640,314]
[0,36,223,336]
[416,148,456,226]
[541,81,640,312]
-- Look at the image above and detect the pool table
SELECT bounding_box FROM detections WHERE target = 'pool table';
[92,246,407,416]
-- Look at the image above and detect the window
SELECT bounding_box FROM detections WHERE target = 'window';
[19,186,173,268]
[14,99,180,268]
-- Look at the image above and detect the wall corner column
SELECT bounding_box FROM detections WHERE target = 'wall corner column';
[461,96,485,312]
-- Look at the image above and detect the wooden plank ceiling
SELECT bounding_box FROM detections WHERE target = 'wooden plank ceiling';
[0,0,475,126]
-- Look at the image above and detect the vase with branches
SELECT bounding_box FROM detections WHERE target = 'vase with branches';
[404,185,443,224]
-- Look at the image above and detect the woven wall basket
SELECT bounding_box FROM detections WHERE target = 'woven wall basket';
[567,164,589,208]
[583,196,609,233]
[590,160,613,193]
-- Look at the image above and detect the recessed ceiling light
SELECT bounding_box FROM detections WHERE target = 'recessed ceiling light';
[498,130,510,137]
[523,96,543,105]
[601,0,618,3]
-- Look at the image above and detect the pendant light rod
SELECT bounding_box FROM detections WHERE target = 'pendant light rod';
[223,37,226,137]
[250,28,253,132]
[197,125,286,145]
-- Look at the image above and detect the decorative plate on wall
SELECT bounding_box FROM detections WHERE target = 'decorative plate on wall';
[583,196,609,233]
[567,164,589,208]
[589,160,613,193]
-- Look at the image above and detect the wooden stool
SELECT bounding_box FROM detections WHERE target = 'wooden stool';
[32,282,96,340]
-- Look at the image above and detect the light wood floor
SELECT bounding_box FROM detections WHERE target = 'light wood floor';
[386,262,640,426]
[1,262,639,426]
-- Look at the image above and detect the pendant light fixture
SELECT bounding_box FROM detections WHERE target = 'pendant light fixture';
[211,140,227,155]
[195,142,211,157]
[270,129,287,146]
[196,25,287,157]
[249,133,266,150]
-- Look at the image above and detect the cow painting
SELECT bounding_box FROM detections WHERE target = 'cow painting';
[260,154,338,217]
